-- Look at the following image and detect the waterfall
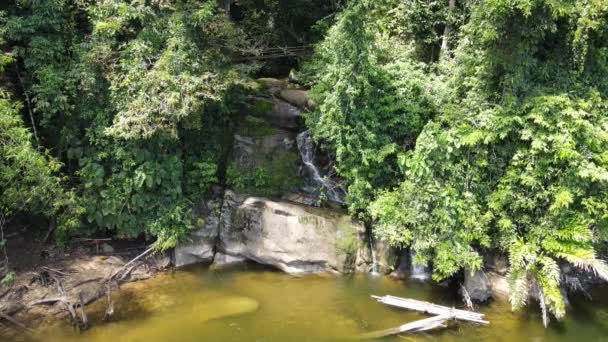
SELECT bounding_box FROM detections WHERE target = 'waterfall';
[296,130,346,204]
[367,229,379,275]
[409,249,430,281]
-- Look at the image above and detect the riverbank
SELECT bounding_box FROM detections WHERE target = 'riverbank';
[0,238,171,336]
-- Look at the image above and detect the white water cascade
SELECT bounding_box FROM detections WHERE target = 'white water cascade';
[410,249,430,281]
[296,130,346,204]
[367,230,379,275]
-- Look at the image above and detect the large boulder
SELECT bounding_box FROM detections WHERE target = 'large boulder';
[257,77,288,92]
[217,190,365,274]
[463,269,492,302]
[279,89,315,109]
[486,271,510,299]
[173,188,223,267]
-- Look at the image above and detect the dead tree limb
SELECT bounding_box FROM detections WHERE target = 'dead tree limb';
[118,262,141,282]
[103,283,114,321]
[78,292,88,330]
[371,295,489,325]
[30,297,67,306]
[106,247,154,281]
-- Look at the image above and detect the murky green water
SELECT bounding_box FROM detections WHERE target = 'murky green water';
[7,264,608,341]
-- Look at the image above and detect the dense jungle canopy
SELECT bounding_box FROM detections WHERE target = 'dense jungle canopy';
[1,0,607,321]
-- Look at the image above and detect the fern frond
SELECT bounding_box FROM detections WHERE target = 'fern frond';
[557,249,608,281]
[508,267,529,310]
[534,257,565,319]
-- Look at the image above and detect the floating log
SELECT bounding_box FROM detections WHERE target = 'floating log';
[371,295,489,325]
[360,313,453,339]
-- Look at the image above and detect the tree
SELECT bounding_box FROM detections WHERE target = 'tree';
[370,0,608,321]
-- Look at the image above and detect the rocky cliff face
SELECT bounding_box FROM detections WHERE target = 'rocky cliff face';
[174,78,376,274]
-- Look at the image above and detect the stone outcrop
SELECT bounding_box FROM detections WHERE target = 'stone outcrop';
[279,89,314,109]
[486,271,510,299]
[175,190,366,274]
[176,78,366,274]
[217,191,364,273]
[463,269,492,302]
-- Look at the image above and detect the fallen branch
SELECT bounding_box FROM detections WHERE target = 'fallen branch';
[103,283,114,321]
[41,267,71,276]
[30,297,67,306]
[460,284,474,310]
[118,262,141,282]
[106,247,154,281]
[78,292,88,330]
[66,277,103,291]
[360,314,453,339]
[371,295,489,325]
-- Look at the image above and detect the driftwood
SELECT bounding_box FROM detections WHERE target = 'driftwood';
[106,247,154,281]
[67,277,103,291]
[371,295,489,325]
[78,292,88,330]
[362,295,489,339]
[118,262,141,282]
[460,284,474,310]
[41,266,71,276]
[103,283,114,320]
[360,313,453,339]
[30,297,67,306]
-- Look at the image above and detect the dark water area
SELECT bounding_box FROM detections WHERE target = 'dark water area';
[6,263,608,342]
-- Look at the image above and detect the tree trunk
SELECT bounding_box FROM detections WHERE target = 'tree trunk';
[440,0,456,59]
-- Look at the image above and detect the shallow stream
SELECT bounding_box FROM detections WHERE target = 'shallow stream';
[8,264,608,342]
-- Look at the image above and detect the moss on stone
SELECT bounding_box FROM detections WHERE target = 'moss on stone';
[250,99,273,117]
[336,218,359,257]
[225,152,301,197]
[237,115,278,137]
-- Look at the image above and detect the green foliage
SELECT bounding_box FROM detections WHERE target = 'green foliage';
[304,0,441,215]
[366,0,608,319]
[0,93,82,238]
[237,115,278,137]
[226,152,301,197]
[1,271,15,288]
[233,0,340,47]
[1,1,256,248]
[1,0,607,323]
[307,0,608,320]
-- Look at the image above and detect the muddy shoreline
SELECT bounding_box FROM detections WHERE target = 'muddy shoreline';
[0,240,171,336]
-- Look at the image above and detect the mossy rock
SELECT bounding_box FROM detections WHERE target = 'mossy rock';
[237,115,278,137]
[226,152,302,198]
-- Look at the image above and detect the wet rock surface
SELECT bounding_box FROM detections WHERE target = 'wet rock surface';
[464,269,492,302]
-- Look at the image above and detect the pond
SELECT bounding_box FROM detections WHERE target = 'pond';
[7,263,608,342]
